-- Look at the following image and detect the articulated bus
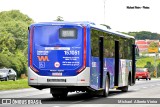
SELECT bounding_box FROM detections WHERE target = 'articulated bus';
[28,21,137,98]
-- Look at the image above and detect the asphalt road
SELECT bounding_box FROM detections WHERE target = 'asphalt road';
[0,79,160,107]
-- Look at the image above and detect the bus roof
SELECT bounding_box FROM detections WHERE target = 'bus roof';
[30,21,135,39]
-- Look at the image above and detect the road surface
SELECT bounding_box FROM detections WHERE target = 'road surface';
[0,79,160,107]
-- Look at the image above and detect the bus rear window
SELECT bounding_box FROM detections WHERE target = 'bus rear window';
[59,28,77,39]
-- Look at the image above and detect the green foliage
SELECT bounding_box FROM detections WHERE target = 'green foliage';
[0,79,30,90]
[136,57,160,77]
[157,63,160,77]
[144,62,155,73]
[55,16,64,21]
[149,42,158,48]
[0,10,34,78]
[128,31,160,40]
[100,24,111,29]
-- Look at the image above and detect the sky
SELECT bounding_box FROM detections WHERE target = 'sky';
[0,0,160,33]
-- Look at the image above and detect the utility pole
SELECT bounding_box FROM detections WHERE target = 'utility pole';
[104,0,106,24]
[154,52,158,78]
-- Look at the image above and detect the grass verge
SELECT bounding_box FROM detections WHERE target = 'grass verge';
[136,56,160,68]
[0,79,30,91]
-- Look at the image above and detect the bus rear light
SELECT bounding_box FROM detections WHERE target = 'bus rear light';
[30,78,34,80]
[29,26,34,66]
[81,79,85,81]
[29,26,38,73]
[77,26,87,74]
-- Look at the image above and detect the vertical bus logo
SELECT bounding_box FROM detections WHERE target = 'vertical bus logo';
[37,56,49,61]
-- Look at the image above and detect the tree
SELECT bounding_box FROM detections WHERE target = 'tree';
[127,31,160,40]
[144,62,155,77]
[55,16,64,21]
[149,42,158,48]
[100,24,111,29]
[0,10,34,78]
[157,63,160,77]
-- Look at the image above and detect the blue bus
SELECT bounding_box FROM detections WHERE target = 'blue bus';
[28,21,137,98]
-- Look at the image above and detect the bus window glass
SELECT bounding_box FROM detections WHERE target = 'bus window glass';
[91,29,99,57]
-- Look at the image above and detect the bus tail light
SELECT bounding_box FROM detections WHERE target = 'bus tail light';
[81,79,85,81]
[29,26,38,73]
[77,26,87,73]
[30,78,34,80]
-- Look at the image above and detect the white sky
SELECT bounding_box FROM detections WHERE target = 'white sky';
[0,0,160,33]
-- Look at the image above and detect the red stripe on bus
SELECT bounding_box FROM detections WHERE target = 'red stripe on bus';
[77,26,87,73]
[29,26,38,73]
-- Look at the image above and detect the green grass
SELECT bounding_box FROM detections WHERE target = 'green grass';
[136,56,160,68]
[0,79,30,91]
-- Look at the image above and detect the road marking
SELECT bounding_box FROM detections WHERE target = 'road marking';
[71,100,85,104]
[52,106,61,107]
[142,87,147,89]
[151,85,155,87]
[157,84,160,86]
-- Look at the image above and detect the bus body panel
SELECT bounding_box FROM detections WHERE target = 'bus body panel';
[118,59,132,87]
[28,22,135,93]
[30,25,86,76]
[28,67,90,87]
[90,57,115,90]
[90,57,100,90]
[90,58,132,90]
[104,58,115,88]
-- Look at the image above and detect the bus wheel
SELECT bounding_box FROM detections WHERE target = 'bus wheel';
[119,86,128,92]
[102,75,109,97]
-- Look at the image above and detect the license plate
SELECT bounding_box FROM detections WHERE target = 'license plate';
[138,76,142,78]
[47,79,66,82]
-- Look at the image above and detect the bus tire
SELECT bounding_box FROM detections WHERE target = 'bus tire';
[102,75,109,97]
[120,86,128,92]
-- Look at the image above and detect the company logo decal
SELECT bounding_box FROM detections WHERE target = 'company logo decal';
[54,62,60,68]
[37,56,49,61]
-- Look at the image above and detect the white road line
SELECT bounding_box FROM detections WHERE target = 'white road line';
[52,106,61,107]
[142,87,147,89]
[71,100,85,104]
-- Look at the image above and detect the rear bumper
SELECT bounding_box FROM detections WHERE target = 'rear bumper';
[28,67,90,88]
[136,75,147,79]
